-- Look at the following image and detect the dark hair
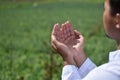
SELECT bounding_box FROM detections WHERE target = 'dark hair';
[109,0,120,16]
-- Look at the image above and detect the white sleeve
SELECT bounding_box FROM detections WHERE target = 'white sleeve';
[78,58,97,78]
[62,65,82,80]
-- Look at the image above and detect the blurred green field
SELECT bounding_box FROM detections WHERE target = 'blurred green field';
[0,0,104,3]
[0,1,116,80]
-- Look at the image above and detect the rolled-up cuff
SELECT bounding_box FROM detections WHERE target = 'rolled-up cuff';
[78,58,97,78]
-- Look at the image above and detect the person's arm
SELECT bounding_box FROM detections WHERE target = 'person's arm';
[72,30,97,78]
[51,22,82,80]
[51,22,96,80]
[61,59,96,80]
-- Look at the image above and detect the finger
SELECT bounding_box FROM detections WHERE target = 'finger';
[52,23,59,35]
[74,30,81,39]
[64,23,68,40]
[65,21,78,45]
[55,23,60,36]
[61,23,66,41]
[74,30,80,35]
[66,21,73,30]
[52,38,66,52]
[75,35,84,45]
[79,35,84,41]
[66,21,74,36]
[51,24,58,45]
[65,21,71,37]
[51,31,58,50]
[62,22,70,44]
[58,29,63,42]
[66,21,76,42]
[52,37,62,51]
[61,26,64,42]
[52,23,61,41]
[52,41,57,50]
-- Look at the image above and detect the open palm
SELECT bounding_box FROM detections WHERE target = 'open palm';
[51,21,85,66]
[51,23,74,64]
[61,21,84,52]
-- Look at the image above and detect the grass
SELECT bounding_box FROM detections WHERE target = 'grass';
[0,1,116,80]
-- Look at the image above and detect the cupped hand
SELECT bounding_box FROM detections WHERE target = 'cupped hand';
[61,22,86,67]
[61,21,84,53]
[73,30,84,52]
[51,21,87,67]
[51,23,75,65]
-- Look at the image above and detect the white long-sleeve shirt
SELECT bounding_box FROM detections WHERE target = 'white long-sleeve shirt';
[62,50,120,80]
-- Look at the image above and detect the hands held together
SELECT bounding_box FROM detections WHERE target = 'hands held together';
[51,21,87,67]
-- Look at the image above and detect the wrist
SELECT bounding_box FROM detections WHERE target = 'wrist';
[63,57,75,66]
[74,51,87,68]
[63,61,74,66]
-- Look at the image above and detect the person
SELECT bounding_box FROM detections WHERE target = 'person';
[51,0,120,80]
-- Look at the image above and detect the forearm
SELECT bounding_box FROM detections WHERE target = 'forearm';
[63,58,75,66]
[73,50,97,78]
[74,50,87,68]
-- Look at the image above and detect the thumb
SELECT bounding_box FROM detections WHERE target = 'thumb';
[51,35,61,49]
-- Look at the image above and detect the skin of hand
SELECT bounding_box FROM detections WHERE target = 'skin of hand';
[61,21,87,67]
[51,23,75,65]
[51,21,87,67]
[73,30,87,68]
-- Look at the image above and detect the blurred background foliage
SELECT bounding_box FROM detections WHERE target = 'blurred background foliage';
[0,0,104,2]
[0,0,116,80]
